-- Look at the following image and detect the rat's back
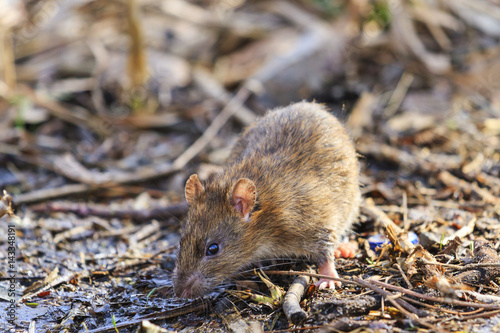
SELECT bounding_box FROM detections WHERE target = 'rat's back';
[229,102,353,168]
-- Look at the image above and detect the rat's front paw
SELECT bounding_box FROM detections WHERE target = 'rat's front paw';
[314,278,340,289]
[315,259,341,289]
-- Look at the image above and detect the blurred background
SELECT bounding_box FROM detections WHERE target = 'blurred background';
[1,1,500,331]
[1,0,499,200]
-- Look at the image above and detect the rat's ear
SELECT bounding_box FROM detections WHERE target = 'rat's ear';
[231,178,256,221]
[185,174,204,205]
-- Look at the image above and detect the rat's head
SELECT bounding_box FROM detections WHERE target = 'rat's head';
[173,174,257,298]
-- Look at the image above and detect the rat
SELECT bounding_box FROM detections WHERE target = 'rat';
[173,101,360,298]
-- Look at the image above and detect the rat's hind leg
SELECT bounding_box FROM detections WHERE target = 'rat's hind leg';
[314,256,341,289]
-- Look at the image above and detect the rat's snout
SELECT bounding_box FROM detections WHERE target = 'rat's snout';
[174,271,207,299]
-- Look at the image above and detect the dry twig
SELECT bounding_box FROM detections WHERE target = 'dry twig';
[29,201,188,220]
[438,171,500,205]
[370,279,500,310]
[283,274,310,325]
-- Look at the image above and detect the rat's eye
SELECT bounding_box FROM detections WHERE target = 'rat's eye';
[206,243,219,256]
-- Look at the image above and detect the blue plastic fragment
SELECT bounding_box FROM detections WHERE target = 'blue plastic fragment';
[368,232,418,252]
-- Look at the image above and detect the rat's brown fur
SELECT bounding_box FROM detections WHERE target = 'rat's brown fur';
[173,102,360,298]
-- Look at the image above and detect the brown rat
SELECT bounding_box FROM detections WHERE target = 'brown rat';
[173,101,360,298]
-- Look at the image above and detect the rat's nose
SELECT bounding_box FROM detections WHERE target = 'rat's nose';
[176,273,204,299]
